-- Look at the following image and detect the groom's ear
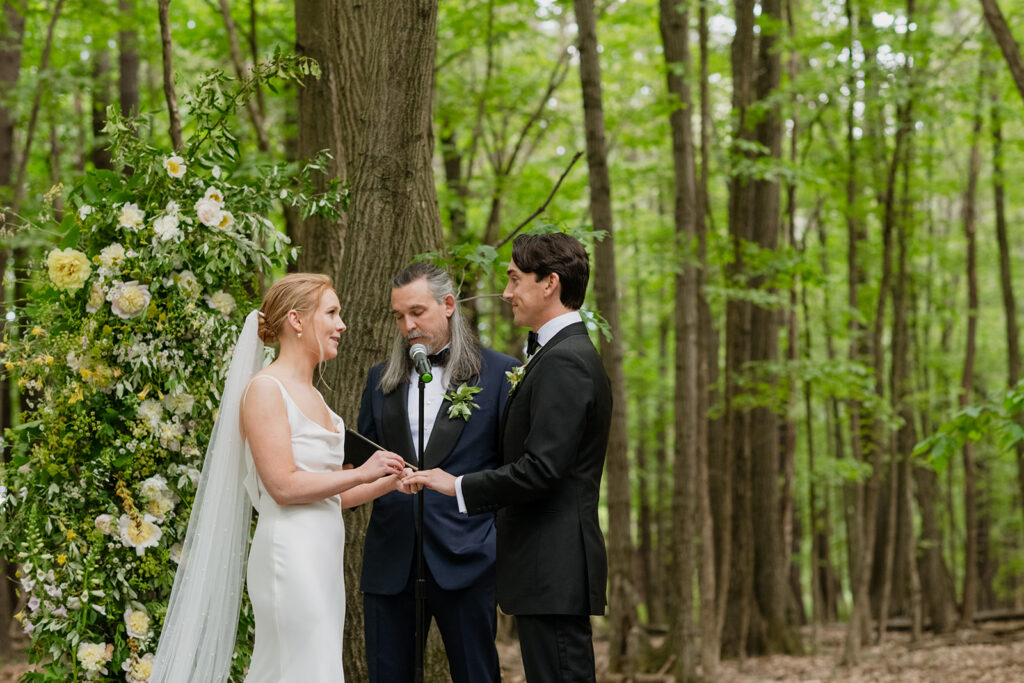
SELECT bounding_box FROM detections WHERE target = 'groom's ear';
[543,272,561,299]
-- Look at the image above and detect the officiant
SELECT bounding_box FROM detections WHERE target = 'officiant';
[355,262,517,683]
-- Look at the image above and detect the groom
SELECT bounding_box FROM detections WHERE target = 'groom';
[407,233,611,682]
[357,262,517,683]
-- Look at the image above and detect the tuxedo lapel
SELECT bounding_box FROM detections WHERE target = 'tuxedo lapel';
[422,397,467,470]
[381,382,417,463]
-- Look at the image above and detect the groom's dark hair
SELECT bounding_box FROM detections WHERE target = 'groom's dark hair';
[511,233,590,310]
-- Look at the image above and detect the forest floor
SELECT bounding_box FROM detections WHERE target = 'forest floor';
[4,620,1024,681]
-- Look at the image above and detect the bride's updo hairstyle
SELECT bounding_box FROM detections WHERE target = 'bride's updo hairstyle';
[257,273,334,344]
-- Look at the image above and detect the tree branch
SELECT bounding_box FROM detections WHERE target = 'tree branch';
[158,0,183,152]
[493,149,583,249]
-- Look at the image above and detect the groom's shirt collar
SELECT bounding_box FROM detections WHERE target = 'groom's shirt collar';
[536,311,582,349]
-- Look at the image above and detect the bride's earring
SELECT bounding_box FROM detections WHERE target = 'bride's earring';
[297,332,303,339]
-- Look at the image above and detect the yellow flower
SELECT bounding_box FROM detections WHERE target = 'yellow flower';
[66,529,78,541]
[4,362,14,370]
[47,248,92,291]
[0,342,9,352]
[56,554,67,565]
[31,326,44,336]
[163,155,187,179]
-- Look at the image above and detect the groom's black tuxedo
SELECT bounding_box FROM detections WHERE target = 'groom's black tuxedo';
[461,322,611,617]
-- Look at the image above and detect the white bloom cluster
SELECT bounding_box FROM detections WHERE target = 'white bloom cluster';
[118,202,145,232]
[140,474,178,521]
[206,291,236,317]
[77,641,113,676]
[194,186,234,230]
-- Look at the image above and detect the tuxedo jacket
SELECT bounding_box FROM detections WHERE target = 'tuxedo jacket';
[358,347,518,594]
[461,322,611,616]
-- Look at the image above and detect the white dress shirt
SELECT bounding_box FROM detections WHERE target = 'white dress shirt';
[454,311,584,512]
[407,353,448,463]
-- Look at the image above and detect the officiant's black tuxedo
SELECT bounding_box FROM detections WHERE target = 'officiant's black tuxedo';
[462,322,611,678]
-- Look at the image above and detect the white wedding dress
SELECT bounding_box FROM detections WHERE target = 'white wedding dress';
[243,374,347,682]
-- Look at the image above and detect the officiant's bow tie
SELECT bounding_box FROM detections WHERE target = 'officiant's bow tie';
[428,347,450,367]
[527,331,540,356]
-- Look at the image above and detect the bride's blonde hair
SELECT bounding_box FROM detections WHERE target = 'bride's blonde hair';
[257,273,334,344]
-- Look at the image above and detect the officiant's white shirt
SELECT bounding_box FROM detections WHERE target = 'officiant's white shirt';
[454,311,583,513]
[407,351,449,461]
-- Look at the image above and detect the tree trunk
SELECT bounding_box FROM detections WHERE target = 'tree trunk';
[90,47,112,170]
[979,0,1024,103]
[959,58,984,626]
[572,0,636,673]
[991,75,1024,537]
[13,0,64,210]
[158,0,183,152]
[294,2,444,679]
[659,0,700,677]
[118,0,138,119]
[0,0,24,658]
[218,0,270,151]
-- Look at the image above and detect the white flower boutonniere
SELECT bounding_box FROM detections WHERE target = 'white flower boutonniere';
[446,383,483,420]
[505,357,530,395]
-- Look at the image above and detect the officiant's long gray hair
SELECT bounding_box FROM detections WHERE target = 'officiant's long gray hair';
[378,262,481,394]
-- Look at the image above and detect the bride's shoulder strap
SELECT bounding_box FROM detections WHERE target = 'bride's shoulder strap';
[242,373,286,407]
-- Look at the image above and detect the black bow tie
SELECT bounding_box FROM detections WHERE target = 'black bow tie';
[427,347,450,367]
[526,331,540,356]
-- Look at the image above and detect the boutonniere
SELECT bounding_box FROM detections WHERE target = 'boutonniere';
[505,357,530,395]
[446,383,482,420]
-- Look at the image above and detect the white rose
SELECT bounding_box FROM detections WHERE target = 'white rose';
[118,202,145,231]
[206,291,236,317]
[139,474,169,500]
[76,642,112,674]
[194,197,223,227]
[153,214,183,242]
[163,391,194,416]
[109,281,152,319]
[94,514,116,535]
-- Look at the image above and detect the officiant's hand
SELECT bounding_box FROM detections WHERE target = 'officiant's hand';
[403,468,456,497]
[358,450,406,484]
[395,467,422,494]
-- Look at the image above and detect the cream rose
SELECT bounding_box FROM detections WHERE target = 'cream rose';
[110,281,151,319]
[98,243,127,270]
[76,641,112,674]
[46,248,92,291]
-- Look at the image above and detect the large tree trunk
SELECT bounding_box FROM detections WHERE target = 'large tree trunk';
[659,0,702,677]
[572,0,636,673]
[294,2,444,679]
[991,72,1024,537]
[959,58,984,627]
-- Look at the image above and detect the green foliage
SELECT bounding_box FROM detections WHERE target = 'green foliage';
[0,59,342,681]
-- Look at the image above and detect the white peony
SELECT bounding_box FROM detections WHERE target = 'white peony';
[117,514,162,556]
[152,214,183,242]
[123,653,154,683]
[194,197,224,228]
[118,202,145,231]
[163,391,194,416]
[216,210,235,230]
[163,155,187,179]
[137,400,163,429]
[206,291,236,317]
[203,186,225,205]
[77,641,112,675]
[123,605,151,639]
[109,281,151,319]
[139,474,170,500]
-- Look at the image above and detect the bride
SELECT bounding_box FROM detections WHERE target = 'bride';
[152,273,407,682]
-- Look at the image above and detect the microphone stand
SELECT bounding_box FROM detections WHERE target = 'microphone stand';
[414,373,428,683]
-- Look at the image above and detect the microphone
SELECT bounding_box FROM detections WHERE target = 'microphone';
[409,343,433,383]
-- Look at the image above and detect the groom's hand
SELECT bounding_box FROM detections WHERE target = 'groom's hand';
[403,469,456,497]
[395,468,422,494]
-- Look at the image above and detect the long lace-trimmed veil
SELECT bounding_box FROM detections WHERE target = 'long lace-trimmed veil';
[151,310,265,682]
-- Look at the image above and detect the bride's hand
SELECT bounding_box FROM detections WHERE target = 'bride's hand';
[358,450,406,483]
[395,468,422,494]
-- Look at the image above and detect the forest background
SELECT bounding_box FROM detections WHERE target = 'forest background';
[3,0,1024,681]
